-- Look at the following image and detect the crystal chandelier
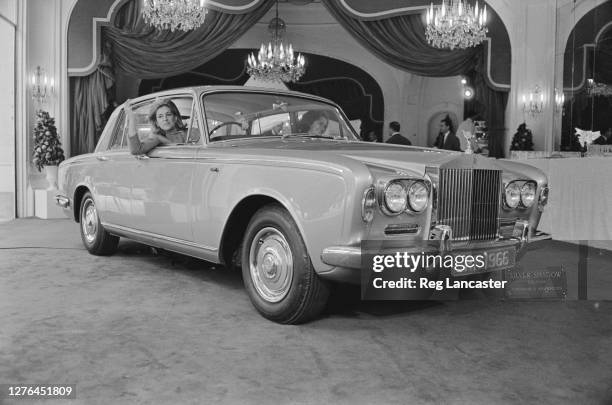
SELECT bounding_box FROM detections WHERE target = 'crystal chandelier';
[425,0,488,50]
[247,1,305,83]
[142,0,208,32]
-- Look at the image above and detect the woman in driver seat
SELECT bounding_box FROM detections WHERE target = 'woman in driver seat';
[126,99,187,155]
[297,111,329,136]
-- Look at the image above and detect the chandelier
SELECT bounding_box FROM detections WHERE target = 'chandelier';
[247,1,305,83]
[142,0,208,32]
[425,0,488,50]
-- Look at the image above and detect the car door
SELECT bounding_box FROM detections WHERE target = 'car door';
[92,108,134,226]
[128,95,198,242]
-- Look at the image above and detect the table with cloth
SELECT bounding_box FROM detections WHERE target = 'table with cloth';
[514,157,612,250]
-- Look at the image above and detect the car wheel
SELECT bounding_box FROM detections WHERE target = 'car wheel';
[79,191,119,255]
[241,204,330,324]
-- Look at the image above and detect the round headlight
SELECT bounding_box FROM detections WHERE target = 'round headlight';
[362,187,376,222]
[520,182,537,208]
[384,182,408,213]
[407,182,429,212]
[504,182,521,209]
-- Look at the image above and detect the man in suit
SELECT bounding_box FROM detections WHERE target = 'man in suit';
[385,121,411,145]
[433,115,461,151]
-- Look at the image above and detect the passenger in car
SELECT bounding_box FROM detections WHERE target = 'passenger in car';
[297,111,329,136]
[126,99,188,155]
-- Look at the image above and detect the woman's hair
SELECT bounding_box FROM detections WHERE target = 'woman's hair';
[148,99,187,136]
[297,110,328,133]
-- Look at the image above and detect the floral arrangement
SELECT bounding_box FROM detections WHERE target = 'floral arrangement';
[510,123,534,151]
[33,110,65,171]
[574,127,600,147]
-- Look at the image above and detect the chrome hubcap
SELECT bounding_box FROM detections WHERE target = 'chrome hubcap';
[81,199,98,244]
[249,227,293,302]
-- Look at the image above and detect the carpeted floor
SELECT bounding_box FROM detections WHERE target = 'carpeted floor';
[0,218,611,404]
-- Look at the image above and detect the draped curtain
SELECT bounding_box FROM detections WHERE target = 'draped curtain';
[70,0,274,156]
[320,0,508,157]
[71,42,115,155]
[464,50,509,158]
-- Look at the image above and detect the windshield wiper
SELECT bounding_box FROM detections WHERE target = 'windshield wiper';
[281,133,340,140]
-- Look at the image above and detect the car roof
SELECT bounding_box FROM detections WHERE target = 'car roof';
[123,85,336,107]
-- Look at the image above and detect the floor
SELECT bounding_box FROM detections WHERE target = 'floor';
[0,218,611,405]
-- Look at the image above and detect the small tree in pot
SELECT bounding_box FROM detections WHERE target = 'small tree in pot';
[33,110,65,190]
[510,123,534,151]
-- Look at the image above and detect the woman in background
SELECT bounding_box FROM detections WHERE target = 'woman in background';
[297,110,329,136]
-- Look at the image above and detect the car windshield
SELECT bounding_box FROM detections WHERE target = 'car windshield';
[202,92,359,142]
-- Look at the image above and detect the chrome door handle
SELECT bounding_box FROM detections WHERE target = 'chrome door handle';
[96,156,109,161]
[135,154,150,160]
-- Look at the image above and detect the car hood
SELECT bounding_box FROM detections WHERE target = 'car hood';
[209,139,547,182]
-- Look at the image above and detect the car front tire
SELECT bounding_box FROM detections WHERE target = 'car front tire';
[79,191,119,256]
[241,204,330,324]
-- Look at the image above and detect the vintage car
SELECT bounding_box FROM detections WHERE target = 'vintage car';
[56,86,550,323]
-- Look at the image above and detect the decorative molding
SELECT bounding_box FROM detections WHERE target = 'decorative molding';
[151,64,250,92]
[207,0,265,12]
[67,0,131,76]
[563,21,612,92]
[292,76,383,124]
[484,37,510,90]
[337,0,426,19]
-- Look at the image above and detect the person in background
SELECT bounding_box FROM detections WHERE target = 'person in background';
[593,127,612,145]
[433,115,461,151]
[297,110,329,136]
[456,115,479,152]
[125,99,188,155]
[385,121,411,145]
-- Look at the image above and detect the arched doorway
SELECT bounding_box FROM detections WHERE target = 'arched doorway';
[427,111,459,148]
[561,2,612,150]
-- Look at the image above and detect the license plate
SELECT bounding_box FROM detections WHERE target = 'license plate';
[451,246,516,276]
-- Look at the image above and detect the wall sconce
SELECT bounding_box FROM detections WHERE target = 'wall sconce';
[554,88,565,114]
[31,66,54,104]
[522,85,544,117]
[460,77,474,100]
[586,78,612,97]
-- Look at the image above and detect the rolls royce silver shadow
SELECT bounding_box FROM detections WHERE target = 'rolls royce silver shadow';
[56,86,550,323]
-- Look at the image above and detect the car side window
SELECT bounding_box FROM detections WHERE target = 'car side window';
[108,111,126,150]
[131,101,155,142]
[166,96,193,145]
[129,96,194,145]
[96,107,120,152]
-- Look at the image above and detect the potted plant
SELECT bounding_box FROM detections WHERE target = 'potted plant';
[510,123,534,151]
[32,110,65,190]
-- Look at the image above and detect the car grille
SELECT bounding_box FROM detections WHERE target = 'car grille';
[437,168,501,241]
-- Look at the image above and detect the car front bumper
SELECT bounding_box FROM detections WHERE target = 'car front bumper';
[318,221,551,283]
